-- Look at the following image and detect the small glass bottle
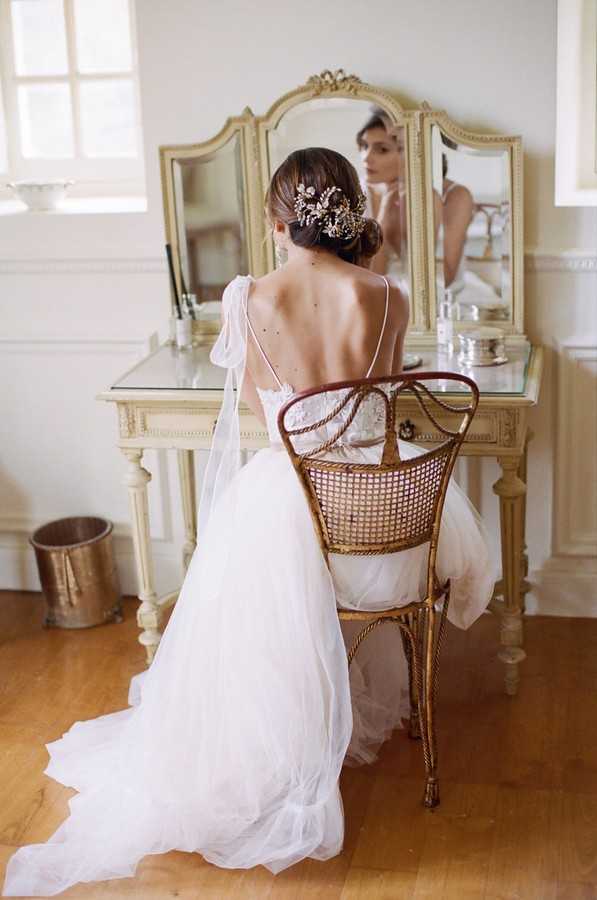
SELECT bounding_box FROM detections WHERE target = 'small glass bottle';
[437,288,454,351]
[175,315,193,350]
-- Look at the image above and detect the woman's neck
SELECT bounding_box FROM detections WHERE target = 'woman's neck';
[284,244,340,268]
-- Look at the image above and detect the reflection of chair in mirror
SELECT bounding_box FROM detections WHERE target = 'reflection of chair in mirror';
[473,202,502,259]
[185,221,243,303]
[278,373,479,808]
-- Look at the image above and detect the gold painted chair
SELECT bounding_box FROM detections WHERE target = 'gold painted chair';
[278,372,479,808]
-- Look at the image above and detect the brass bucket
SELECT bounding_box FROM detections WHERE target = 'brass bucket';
[30,517,123,628]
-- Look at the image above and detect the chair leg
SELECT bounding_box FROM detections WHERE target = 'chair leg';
[419,604,439,808]
[419,588,450,810]
[400,615,420,740]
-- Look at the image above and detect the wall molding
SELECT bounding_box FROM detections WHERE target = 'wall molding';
[0,251,595,276]
[0,333,177,595]
[554,339,597,557]
[0,258,167,275]
[524,251,597,273]
[531,557,597,617]
[0,337,159,353]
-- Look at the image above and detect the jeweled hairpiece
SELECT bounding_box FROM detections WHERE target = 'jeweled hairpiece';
[293,183,367,240]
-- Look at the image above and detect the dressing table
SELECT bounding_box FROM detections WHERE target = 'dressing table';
[99,71,543,696]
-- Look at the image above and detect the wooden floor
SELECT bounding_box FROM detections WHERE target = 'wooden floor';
[1,592,597,900]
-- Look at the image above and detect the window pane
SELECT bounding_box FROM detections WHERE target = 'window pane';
[18,83,74,157]
[11,0,68,76]
[79,79,136,157]
[73,0,132,73]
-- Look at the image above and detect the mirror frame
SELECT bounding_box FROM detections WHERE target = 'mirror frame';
[159,70,525,344]
[421,106,524,337]
[159,108,263,327]
[253,70,427,333]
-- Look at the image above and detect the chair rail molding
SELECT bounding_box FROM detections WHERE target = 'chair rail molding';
[0,333,182,595]
[0,251,596,276]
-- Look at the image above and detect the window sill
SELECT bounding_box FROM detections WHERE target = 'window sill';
[0,196,148,216]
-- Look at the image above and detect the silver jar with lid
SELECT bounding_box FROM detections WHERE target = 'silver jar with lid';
[457,327,508,366]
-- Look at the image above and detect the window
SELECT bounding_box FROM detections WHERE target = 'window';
[0,0,145,197]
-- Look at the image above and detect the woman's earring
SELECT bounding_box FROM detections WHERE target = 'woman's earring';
[275,242,288,267]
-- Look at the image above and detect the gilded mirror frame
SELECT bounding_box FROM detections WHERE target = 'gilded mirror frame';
[420,107,524,337]
[159,71,526,344]
[159,109,263,329]
[254,70,427,334]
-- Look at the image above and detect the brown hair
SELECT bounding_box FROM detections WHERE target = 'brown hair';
[355,107,394,150]
[265,147,382,265]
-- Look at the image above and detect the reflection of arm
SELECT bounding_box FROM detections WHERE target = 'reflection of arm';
[442,184,474,286]
[433,189,442,243]
[369,185,402,276]
[218,299,267,428]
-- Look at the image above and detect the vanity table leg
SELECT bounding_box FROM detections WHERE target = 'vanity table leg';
[177,449,197,572]
[122,448,162,665]
[493,455,527,696]
[518,431,533,611]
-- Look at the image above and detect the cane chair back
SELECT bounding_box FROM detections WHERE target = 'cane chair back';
[278,372,479,809]
[279,372,478,598]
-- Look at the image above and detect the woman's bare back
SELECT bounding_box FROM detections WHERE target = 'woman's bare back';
[242,256,408,422]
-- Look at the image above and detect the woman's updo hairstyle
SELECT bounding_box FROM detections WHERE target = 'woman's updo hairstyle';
[265,147,382,265]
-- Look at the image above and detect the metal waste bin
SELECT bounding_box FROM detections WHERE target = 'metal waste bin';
[30,516,123,628]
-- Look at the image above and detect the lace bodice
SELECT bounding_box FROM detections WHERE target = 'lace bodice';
[256,382,388,450]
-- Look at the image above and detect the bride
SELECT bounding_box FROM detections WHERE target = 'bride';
[3,147,493,897]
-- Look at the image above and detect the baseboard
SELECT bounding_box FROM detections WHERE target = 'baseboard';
[0,534,182,598]
[529,556,597,616]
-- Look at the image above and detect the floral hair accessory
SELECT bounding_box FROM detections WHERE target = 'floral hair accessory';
[293,183,367,240]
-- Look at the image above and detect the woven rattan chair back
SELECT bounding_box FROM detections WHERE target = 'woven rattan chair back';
[278,372,478,569]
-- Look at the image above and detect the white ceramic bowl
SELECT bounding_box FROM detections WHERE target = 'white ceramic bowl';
[7,179,74,211]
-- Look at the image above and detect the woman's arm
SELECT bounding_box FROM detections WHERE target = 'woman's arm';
[218,293,267,428]
[369,184,402,275]
[240,366,267,428]
[442,184,474,286]
[433,188,443,243]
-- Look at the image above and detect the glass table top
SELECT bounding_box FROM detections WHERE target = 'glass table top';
[111,341,532,396]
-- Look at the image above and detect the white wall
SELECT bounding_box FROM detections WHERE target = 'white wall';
[1,0,596,612]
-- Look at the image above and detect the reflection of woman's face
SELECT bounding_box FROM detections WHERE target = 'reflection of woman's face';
[359,126,404,185]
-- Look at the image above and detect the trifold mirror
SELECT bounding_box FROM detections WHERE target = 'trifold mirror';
[160,70,524,343]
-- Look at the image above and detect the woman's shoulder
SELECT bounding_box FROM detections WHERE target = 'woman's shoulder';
[443,180,474,207]
[351,265,405,302]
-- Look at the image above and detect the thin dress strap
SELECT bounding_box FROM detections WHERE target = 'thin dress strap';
[442,181,458,203]
[245,297,283,389]
[365,276,390,378]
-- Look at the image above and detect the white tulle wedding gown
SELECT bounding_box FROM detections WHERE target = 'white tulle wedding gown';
[3,275,494,897]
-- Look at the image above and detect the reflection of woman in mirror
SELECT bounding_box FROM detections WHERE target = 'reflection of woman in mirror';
[356,109,407,289]
[435,147,505,312]
[5,145,493,895]
[433,151,474,288]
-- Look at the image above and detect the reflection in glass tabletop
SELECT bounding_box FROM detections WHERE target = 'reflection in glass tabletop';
[111,341,532,396]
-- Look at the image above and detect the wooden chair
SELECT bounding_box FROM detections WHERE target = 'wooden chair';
[278,372,479,808]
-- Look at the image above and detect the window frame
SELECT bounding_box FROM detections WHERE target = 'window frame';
[555,0,597,206]
[0,0,145,197]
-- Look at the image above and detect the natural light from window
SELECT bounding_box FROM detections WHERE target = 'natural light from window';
[0,0,145,204]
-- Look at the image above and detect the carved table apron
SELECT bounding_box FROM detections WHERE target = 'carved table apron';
[99,343,543,696]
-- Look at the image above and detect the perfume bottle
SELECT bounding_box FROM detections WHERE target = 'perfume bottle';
[437,288,455,351]
[175,315,193,350]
